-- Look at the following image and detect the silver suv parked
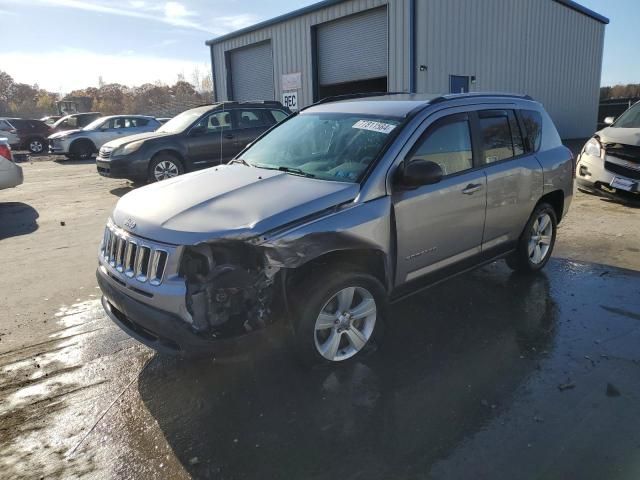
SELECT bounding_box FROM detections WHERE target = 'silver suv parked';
[96,93,574,364]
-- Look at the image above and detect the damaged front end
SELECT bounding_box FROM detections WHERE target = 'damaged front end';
[181,241,281,339]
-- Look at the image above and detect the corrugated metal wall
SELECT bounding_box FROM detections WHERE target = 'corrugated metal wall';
[210,0,605,138]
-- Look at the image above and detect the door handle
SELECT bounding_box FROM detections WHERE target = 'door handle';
[223,133,234,139]
[462,183,483,195]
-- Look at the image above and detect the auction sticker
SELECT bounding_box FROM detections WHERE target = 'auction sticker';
[352,120,396,134]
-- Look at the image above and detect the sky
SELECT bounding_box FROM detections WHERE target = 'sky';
[0,0,637,93]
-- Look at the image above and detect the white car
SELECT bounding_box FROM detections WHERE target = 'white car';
[577,101,640,196]
[0,119,19,147]
[0,139,23,190]
[48,115,161,160]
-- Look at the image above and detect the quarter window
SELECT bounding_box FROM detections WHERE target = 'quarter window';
[408,118,473,176]
[520,110,543,152]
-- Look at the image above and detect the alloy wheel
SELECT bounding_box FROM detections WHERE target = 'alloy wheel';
[30,140,44,153]
[528,212,553,265]
[154,160,179,181]
[314,286,377,362]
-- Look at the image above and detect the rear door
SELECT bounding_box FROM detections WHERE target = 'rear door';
[392,112,487,285]
[186,110,235,168]
[229,109,274,157]
[475,109,543,251]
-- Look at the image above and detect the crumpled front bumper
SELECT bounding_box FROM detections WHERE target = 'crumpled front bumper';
[97,266,273,356]
[577,153,640,194]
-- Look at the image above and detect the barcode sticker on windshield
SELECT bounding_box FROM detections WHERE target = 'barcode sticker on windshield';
[352,120,396,134]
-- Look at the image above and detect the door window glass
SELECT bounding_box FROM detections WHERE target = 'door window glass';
[408,119,473,176]
[236,110,269,129]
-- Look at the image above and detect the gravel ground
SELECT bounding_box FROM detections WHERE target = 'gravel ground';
[0,156,639,479]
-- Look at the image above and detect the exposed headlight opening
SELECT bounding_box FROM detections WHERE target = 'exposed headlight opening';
[115,140,145,156]
[583,137,602,158]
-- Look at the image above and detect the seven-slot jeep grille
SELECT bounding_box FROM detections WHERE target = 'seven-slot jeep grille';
[101,224,169,286]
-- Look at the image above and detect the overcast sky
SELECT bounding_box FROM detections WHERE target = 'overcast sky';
[0,0,636,93]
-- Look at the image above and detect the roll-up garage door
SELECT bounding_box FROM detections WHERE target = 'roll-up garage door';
[317,7,388,87]
[229,41,274,102]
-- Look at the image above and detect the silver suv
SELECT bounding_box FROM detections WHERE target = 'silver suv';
[96,93,574,364]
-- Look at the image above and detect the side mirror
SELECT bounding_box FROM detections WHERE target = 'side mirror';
[398,159,443,188]
[190,125,206,136]
[604,116,615,125]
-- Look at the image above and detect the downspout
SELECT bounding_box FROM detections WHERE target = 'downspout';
[409,0,416,93]
[209,45,218,102]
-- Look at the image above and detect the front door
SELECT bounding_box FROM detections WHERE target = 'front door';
[186,110,235,168]
[393,113,487,285]
[450,75,470,94]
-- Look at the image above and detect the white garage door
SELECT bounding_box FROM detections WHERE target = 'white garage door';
[317,7,388,86]
[229,41,275,102]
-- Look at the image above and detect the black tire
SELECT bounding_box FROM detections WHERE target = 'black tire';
[506,202,557,273]
[69,139,95,160]
[291,266,387,367]
[27,137,46,154]
[148,153,184,183]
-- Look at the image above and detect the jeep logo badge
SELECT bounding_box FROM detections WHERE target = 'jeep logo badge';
[124,218,136,230]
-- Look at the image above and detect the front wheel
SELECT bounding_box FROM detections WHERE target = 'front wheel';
[292,268,387,366]
[507,203,557,273]
[148,154,184,182]
[28,137,46,154]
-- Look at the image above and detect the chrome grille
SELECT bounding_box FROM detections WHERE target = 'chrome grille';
[101,224,169,286]
[98,147,113,159]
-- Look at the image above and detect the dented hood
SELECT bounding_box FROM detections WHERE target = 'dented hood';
[598,126,640,146]
[113,164,360,245]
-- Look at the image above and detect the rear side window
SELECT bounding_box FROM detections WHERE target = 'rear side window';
[409,116,473,176]
[519,110,543,152]
[125,118,149,127]
[478,110,524,164]
[235,110,270,129]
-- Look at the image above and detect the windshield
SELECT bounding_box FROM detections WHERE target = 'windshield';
[613,102,640,128]
[241,113,401,182]
[83,117,106,131]
[157,108,208,134]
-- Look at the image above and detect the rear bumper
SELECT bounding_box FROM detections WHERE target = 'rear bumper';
[0,162,23,189]
[97,267,272,356]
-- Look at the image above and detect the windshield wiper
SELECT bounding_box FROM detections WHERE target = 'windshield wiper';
[277,166,315,178]
[229,157,251,166]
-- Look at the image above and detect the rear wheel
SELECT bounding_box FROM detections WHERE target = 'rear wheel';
[148,153,184,182]
[506,203,557,273]
[27,137,46,154]
[292,267,386,366]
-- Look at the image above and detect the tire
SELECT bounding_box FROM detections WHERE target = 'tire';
[27,137,46,154]
[69,139,95,160]
[291,266,387,366]
[506,202,557,273]
[148,153,184,182]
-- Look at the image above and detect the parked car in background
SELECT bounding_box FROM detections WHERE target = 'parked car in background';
[40,115,62,126]
[0,119,20,147]
[0,139,23,190]
[1,118,53,154]
[96,101,290,183]
[577,100,640,197]
[96,93,573,363]
[51,112,102,133]
[49,115,161,160]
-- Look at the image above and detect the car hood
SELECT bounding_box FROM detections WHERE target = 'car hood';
[597,127,640,147]
[103,131,170,149]
[49,129,82,139]
[112,164,360,245]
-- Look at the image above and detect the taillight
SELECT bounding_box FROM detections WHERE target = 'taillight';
[0,144,13,162]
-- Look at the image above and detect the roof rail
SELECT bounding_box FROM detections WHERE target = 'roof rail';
[429,92,534,104]
[314,91,409,105]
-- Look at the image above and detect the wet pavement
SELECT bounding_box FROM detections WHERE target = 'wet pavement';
[1,258,639,479]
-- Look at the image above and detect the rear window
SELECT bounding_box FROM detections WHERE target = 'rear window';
[520,110,543,152]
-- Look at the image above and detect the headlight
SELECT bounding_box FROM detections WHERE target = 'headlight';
[583,137,602,158]
[114,140,144,156]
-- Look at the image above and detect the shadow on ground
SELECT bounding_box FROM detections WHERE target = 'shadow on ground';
[110,186,136,197]
[0,202,39,240]
[53,157,96,166]
[138,265,559,479]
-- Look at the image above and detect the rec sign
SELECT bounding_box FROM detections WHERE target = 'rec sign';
[282,91,298,111]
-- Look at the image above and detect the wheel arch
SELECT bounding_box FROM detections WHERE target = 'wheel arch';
[69,136,96,153]
[537,190,564,223]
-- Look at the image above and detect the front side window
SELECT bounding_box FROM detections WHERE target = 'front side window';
[612,102,640,128]
[193,111,232,133]
[408,117,473,176]
[478,110,523,164]
[241,113,401,182]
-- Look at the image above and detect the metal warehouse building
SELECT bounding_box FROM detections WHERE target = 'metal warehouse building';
[206,0,608,139]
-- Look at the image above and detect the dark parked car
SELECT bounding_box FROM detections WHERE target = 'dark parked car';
[96,102,290,183]
[52,112,102,132]
[4,118,53,154]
